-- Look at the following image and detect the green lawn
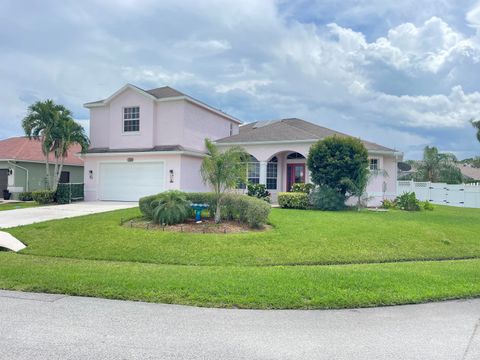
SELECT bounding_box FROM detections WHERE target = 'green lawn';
[1,205,479,309]
[0,202,39,211]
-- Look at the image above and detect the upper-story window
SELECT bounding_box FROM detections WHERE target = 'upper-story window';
[123,107,140,132]
[369,158,379,171]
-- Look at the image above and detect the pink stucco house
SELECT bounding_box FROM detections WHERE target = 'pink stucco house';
[82,84,402,204]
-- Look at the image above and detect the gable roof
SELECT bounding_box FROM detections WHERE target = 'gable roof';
[146,86,185,99]
[216,118,397,152]
[0,137,84,166]
[84,84,241,123]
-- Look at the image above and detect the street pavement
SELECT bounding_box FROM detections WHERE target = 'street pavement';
[0,290,479,360]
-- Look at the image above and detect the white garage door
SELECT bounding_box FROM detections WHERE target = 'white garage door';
[99,162,165,201]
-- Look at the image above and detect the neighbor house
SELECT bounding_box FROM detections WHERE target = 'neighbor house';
[0,137,84,199]
[82,84,401,205]
[457,164,480,182]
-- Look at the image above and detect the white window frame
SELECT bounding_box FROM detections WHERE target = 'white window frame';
[266,158,278,190]
[122,106,140,134]
[247,161,260,184]
[369,158,379,171]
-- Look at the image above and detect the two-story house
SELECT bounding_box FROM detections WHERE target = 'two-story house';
[83,84,241,201]
[83,84,402,204]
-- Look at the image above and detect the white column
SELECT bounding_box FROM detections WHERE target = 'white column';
[259,161,267,186]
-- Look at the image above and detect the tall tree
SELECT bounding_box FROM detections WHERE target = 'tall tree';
[472,119,480,143]
[414,146,463,183]
[22,100,89,190]
[22,100,57,189]
[200,139,248,223]
[51,117,90,190]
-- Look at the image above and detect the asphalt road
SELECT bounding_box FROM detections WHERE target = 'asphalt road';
[0,290,479,360]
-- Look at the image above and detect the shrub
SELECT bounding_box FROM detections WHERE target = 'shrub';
[396,192,420,211]
[18,191,33,201]
[31,190,55,204]
[55,185,70,204]
[307,136,369,196]
[247,183,270,202]
[278,192,309,209]
[244,199,270,228]
[291,183,315,194]
[139,194,162,219]
[150,191,191,225]
[140,192,270,228]
[422,200,434,211]
[309,186,346,211]
[381,199,396,209]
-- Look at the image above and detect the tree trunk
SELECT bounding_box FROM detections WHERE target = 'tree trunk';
[44,148,51,190]
[52,146,61,191]
[214,195,222,223]
[53,155,65,191]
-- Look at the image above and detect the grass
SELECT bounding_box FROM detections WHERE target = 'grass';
[8,206,480,266]
[0,202,39,211]
[1,205,479,309]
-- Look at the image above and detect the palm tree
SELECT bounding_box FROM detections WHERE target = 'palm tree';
[200,139,248,223]
[23,100,90,190]
[415,146,462,183]
[472,119,480,143]
[51,117,90,190]
[22,100,58,189]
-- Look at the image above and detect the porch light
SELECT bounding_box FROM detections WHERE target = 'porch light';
[169,169,174,183]
[89,170,93,179]
[8,169,13,175]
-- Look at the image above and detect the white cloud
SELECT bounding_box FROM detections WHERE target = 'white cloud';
[1,0,480,158]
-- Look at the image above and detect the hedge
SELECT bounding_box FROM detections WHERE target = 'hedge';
[278,192,309,209]
[139,192,271,228]
[31,190,55,205]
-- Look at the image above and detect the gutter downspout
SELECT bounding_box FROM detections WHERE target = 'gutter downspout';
[7,161,29,192]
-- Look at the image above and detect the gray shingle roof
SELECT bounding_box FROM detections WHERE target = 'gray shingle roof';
[216,118,396,152]
[145,86,185,99]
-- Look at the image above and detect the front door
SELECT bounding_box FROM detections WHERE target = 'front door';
[286,163,305,192]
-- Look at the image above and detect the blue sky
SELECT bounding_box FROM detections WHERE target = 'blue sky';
[1,0,480,159]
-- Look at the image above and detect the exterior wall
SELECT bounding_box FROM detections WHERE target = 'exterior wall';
[219,142,398,206]
[154,100,185,148]
[108,88,156,150]
[89,107,110,148]
[180,155,209,192]
[88,87,239,152]
[83,153,183,201]
[1,161,83,195]
[365,154,398,206]
[183,101,239,151]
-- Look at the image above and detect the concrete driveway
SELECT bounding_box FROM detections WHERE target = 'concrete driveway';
[0,201,137,229]
[0,290,479,360]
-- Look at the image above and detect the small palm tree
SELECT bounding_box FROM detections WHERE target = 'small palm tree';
[151,191,191,225]
[22,100,57,189]
[200,139,248,223]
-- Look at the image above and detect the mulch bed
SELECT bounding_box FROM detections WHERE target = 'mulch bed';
[123,218,270,234]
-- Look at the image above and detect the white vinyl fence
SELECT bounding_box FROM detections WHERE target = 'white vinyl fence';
[397,181,480,208]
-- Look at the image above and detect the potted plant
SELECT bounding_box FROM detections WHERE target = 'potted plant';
[2,189,11,200]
